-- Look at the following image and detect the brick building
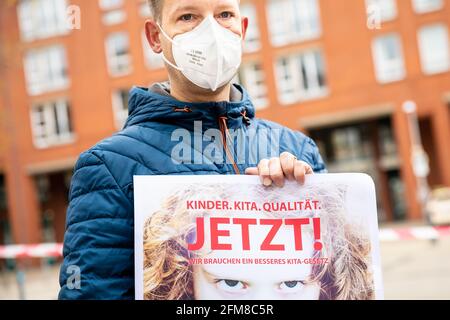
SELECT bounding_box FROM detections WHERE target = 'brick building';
[0,0,449,245]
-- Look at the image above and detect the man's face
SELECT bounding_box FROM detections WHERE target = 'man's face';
[146,0,246,93]
[160,0,243,38]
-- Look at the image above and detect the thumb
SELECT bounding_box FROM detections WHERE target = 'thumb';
[245,167,259,175]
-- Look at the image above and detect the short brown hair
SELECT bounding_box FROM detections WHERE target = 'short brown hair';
[147,0,163,22]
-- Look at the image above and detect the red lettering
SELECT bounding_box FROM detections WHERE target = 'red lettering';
[233,218,258,250]
[187,217,205,251]
[187,217,321,252]
[285,218,310,250]
[210,218,232,250]
[260,219,285,251]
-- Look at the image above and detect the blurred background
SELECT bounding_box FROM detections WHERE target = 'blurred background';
[0,0,449,300]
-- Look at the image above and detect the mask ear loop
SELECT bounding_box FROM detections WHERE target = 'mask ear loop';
[156,22,183,71]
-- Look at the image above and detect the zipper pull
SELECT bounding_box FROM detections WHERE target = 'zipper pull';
[173,106,192,113]
[241,110,251,126]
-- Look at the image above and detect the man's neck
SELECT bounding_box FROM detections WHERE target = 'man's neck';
[170,81,232,103]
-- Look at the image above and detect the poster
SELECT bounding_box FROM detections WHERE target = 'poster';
[134,174,383,300]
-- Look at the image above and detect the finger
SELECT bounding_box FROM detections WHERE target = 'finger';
[245,167,259,175]
[269,157,284,187]
[258,159,272,186]
[294,160,307,185]
[304,162,314,175]
[280,152,296,181]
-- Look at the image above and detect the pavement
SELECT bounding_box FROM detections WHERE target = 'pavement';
[380,236,450,299]
[0,223,450,300]
[0,264,60,300]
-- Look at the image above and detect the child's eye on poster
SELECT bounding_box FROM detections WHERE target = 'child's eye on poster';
[279,281,305,292]
[216,279,247,293]
[134,174,383,300]
[210,279,307,297]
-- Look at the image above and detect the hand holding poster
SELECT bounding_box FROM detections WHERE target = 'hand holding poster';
[134,174,383,300]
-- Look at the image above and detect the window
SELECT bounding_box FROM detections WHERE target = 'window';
[267,0,321,47]
[24,45,69,96]
[372,33,405,83]
[102,10,127,25]
[139,0,152,17]
[112,89,129,129]
[142,31,164,70]
[332,128,369,162]
[417,24,450,74]
[378,124,397,157]
[17,0,69,42]
[239,62,268,110]
[99,0,123,10]
[35,175,50,203]
[0,175,7,212]
[275,50,327,104]
[99,0,126,25]
[105,32,132,76]
[30,99,74,148]
[412,0,443,13]
[365,0,397,22]
[240,3,261,53]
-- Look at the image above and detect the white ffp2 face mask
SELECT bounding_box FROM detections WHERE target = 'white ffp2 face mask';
[158,16,243,92]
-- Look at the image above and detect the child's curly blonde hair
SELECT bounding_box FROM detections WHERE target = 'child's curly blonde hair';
[143,182,374,300]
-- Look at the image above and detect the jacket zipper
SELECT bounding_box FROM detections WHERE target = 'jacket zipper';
[173,106,243,174]
[218,116,241,175]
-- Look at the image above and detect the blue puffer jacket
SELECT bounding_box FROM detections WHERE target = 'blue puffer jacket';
[58,83,326,299]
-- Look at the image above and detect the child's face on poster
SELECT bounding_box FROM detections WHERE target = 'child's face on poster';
[192,218,321,300]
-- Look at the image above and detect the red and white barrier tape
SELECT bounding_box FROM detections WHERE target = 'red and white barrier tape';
[0,227,449,259]
[379,226,450,242]
[0,243,63,259]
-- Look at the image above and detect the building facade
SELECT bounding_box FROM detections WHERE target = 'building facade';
[0,0,449,245]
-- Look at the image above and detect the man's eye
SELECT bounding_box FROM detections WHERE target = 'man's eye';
[216,279,246,292]
[180,14,194,21]
[279,281,305,291]
[218,11,233,19]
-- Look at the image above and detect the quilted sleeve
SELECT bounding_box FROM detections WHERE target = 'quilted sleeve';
[58,151,134,300]
[296,135,328,174]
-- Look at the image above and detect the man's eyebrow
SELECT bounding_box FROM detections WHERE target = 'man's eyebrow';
[214,3,238,11]
[170,3,238,17]
[171,5,202,16]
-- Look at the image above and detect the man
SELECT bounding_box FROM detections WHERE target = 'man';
[59,0,326,299]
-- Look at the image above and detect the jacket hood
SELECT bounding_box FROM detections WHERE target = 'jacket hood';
[124,83,256,130]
